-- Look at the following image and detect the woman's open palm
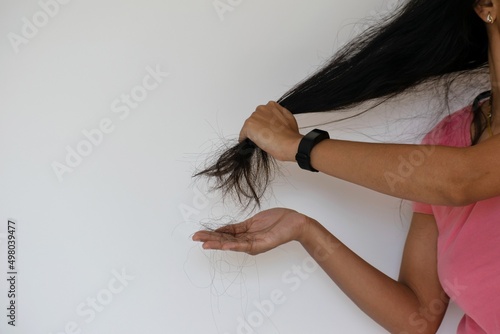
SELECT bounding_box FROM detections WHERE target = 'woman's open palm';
[192,208,307,255]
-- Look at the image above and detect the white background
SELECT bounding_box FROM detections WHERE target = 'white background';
[0,0,482,333]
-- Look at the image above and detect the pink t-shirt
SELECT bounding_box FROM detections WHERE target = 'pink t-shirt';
[413,105,500,333]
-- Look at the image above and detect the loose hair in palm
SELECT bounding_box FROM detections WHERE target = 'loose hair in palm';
[195,0,490,209]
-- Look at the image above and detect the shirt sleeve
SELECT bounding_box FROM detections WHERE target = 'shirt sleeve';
[412,201,433,215]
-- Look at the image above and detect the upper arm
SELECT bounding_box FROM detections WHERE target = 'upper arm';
[454,135,500,205]
[398,212,449,333]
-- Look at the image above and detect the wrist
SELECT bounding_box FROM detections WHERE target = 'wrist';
[295,216,320,244]
[294,129,330,171]
[286,135,304,162]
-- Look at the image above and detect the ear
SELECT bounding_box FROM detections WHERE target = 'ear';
[474,0,496,23]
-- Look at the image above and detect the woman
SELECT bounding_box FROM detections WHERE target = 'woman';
[193,0,500,333]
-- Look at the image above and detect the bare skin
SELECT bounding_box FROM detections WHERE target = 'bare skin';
[193,209,443,333]
[193,1,500,333]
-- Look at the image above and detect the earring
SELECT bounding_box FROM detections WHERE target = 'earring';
[487,13,494,23]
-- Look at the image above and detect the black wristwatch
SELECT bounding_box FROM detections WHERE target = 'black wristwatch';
[295,129,330,172]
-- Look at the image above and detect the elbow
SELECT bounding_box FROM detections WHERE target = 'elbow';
[443,165,479,207]
[393,310,444,334]
[436,148,482,206]
[446,182,473,207]
[394,325,441,334]
[390,315,443,334]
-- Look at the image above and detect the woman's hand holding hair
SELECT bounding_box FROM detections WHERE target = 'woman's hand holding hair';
[239,101,303,162]
[193,101,302,209]
[192,208,312,255]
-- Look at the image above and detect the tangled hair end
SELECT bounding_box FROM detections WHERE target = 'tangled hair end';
[194,139,276,210]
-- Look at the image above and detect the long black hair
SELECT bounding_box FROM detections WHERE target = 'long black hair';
[195,0,491,210]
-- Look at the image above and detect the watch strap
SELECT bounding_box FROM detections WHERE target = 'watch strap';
[295,129,330,172]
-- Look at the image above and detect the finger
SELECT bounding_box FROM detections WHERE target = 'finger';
[220,240,254,253]
[238,115,253,143]
[239,105,266,143]
[199,237,250,251]
[214,220,250,235]
[192,231,236,243]
[238,124,248,143]
[266,101,286,118]
[201,240,228,250]
[263,102,296,132]
[192,230,212,241]
[274,102,296,120]
[200,240,246,251]
[193,229,256,253]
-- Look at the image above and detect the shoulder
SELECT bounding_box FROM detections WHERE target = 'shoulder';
[420,105,473,147]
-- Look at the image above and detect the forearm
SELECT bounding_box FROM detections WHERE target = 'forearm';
[308,139,476,206]
[240,101,499,205]
[298,219,441,334]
